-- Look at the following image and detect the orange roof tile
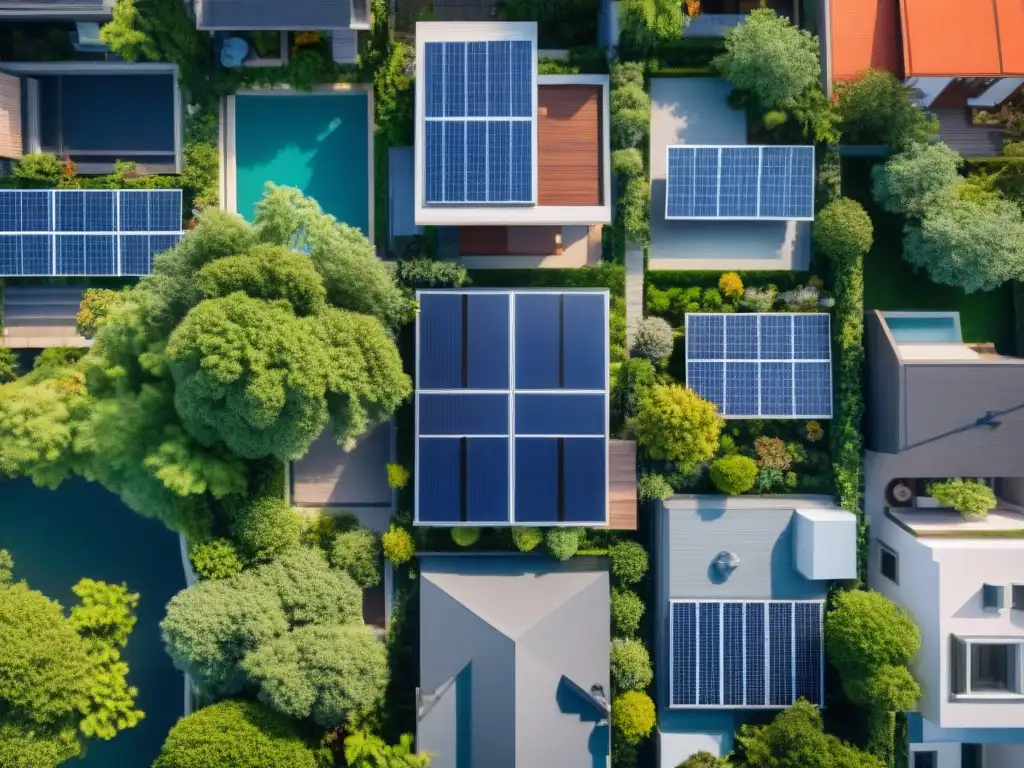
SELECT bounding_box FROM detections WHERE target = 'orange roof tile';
[829,0,902,82]
[900,0,1024,77]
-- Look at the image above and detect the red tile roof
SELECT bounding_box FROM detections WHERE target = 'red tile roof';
[829,0,903,81]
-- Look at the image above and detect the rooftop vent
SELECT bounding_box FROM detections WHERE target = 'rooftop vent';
[713,551,740,576]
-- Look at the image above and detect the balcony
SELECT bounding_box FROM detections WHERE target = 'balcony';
[885,478,1024,537]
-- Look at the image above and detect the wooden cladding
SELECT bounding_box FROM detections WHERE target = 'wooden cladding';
[458,225,562,256]
[0,73,22,160]
[538,85,601,207]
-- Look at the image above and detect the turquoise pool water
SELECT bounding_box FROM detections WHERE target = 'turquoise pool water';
[884,314,962,343]
[0,477,185,767]
[234,92,370,236]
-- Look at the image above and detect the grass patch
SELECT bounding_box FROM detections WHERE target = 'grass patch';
[842,158,1016,353]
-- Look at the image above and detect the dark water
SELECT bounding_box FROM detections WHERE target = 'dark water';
[0,477,185,768]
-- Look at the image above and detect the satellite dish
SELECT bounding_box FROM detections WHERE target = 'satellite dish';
[713,551,740,575]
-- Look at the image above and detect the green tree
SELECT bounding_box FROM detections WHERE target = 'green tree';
[12,153,65,188]
[76,289,122,339]
[620,0,683,49]
[813,197,874,264]
[330,528,382,588]
[382,525,415,564]
[254,548,364,627]
[0,347,16,383]
[612,148,645,179]
[871,141,962,218]
[189,538,244,580]
[193,244,327,316]
[835,69,937,149]
[344,731,430,768]
[709,455,759,495]
[612,358,657,430]
[612,691,655,745]
[0,549,12,585]
[637,473,673,502]
[609,540,649,585]
[450,527,481,547]
[714,8,820,110]
[611,638,653,692]
[632,384,723,471]
[243,624,388,728]
[545,527,581,561]
[152,700,319,768]
[611,588,645,636]
[611,61,645,90]
[631,316,674,362]
[621,175,651,245]
[903,197,1024,293]
[677,752,730,768]
[736,700,884,768]
[231,496,302,563]
[511,526,544,552]
[926,479,998,519]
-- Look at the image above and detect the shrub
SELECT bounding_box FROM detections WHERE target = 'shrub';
[611,638,653,692]
[738,286,776,312]
[631,316,674,362]
[611,61,645,90]
[632,384,723,471]
[395,259,469,289]
[612,148,645,179]
[638,473,673,502]
[381,525,415,564]
[386,463,409,489]
[611,357,657,429]
[612,109,649,150]
[716,434,738,456]
[709,455,758,495]
[718,272,743,300]
[805,421,824,442]
[230,497,302,563]
[545,528,581,561]
[151,699,319,768]
[621,175,651,245]
[189,539,243,581]
[609,540,649,585]
[678,752,730,768]
[612,691,655,745]
[785,442,808,465]
[0,348,17,384]
[611,588,645,636]
[754,467,784,493]
[871,141,962,219]
[611,83,651,114]
[754,436,791,469]
[300,512,340,552]
[330,528,381,589]
[450,527,481,547]
[835,69,938,149]
[511,527,544,552]
[75,289,121,339]
[926,479,997,519]
[13,153,64,188]
[700,287,723,310]
[813,197,874,264]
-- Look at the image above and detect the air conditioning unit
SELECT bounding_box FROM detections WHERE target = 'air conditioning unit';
[892,482,913,504]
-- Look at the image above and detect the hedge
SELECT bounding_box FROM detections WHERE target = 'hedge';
[647,270,810,293]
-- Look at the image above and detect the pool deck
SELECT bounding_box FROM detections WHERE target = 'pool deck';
[220,83,375,243]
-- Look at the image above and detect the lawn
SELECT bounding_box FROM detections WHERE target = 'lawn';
[842,158,1017,353]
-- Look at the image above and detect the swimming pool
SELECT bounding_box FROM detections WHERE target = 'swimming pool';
[224,87,373,238]
[882,312,963,343]
[0,477,185,767]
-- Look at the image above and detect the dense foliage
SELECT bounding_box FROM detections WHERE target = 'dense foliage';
[736,700,884,768]
[344,731,430,768]
[330,528,382,588]
[611,691,655,745]
[511,527,544,553]
[450,527,481,547]
[714,8,819,110]
[611,358,656,433]
[189,538,244,581]
[151,700,318,768]
[611,587,644,636]
[709,455,759,495]
[610,638,653,692]
[609,541,649,585]
[632,384,723,471]
[637,473,673,502]
[926,479,997,519]
[545,528,582,561]
[382,525,416,564]
[813,198,874,264]
[872,141,963,219]
[835,70,938,149]
[0,186,412,546]
[619,0,683,51]
[631,316,675,363]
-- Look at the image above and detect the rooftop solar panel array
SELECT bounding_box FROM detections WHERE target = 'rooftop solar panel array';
[423,40,534,205]
[685,313,833,419]
[0,190,184,276]
[671,600,824,708]
[415,289,608,527]
[665,146,815,220]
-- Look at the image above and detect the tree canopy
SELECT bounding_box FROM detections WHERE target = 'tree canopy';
[813,198,874,264]
[714,8,820,110]
[632,384,723,471]
[620,0,683,49]
[0,185,412,545]
[835,69,938,149]
[871,141,963,219]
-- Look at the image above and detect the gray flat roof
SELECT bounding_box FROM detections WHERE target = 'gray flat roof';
[197,0,351,29]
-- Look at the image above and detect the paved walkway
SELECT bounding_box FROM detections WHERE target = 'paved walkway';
[625,242,644,351]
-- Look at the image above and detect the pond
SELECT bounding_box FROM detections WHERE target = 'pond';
[0,476,186,767]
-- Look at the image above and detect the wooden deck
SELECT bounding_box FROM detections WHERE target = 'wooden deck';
[933,109,1006,157]
[604,439,638,531]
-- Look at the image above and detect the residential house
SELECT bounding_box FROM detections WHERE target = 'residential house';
[826,0,1024,155]
[653,494,857,767]
[417,554,611,768]
[412,22,611,268]
[0,0,112,20]
[193,0,370,30]
[864,310,1024,768]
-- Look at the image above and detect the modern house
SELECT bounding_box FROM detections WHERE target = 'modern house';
[412,21,611,267]
[864,310,1024,768]
[193,0,370,30]
[826,0,1023,155]
[417,554,611,768]
[413,288,637,530]
[653,494,857,767]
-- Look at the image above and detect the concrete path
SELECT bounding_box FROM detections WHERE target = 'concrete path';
[625,241,644,351]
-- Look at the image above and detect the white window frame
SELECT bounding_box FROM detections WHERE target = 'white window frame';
[950,635,1024,701]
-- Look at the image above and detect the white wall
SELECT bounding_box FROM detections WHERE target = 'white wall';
[909,742,960,768]
[986,742,1024,768]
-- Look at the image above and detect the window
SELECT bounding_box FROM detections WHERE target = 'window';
[983,583,1007,611]
[961,743,982,768]
[913,752,937,768]
[1013,584,1024,611]
[950,636,1024,699]
[879,542,898,584]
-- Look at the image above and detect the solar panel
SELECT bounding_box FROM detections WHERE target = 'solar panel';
[415,289,609,527]
[670,600,825,708]
[0,190,183,276]
[685,313,833,419]
[665,146,815,220]
[423,39,535,205]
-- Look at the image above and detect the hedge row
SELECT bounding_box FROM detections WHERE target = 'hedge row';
[647,269,811,293]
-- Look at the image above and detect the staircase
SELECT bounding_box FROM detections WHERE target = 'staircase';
[2,285,88,349]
